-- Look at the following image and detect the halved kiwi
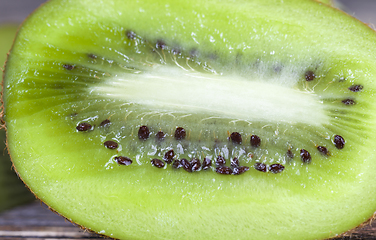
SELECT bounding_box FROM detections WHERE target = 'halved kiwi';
[0,24,34,212]
[3,0,376,239]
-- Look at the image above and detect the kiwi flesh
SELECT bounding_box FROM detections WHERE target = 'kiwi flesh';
[0,24,34,212]
[3,0,376,239]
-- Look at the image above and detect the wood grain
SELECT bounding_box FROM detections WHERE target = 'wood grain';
[0,201,110,239]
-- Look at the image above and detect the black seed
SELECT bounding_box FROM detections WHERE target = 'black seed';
[126,30,136,40]
[232,166,250,175]
[104,141,118,149]
[172,48,181,55]
[230,132,242,144]
[305,71,315,81]
[115,156,132,166]
[190,158,201,171]
[216,166,233,175]
[216,155,226,166]
[254,162,267,172]
[250,135,261,147]
[189,49,199,58]
[269,164,285,174]
[202,158,212,170]
[317,146,329,155]
[63,64,74,70]
[151,159,165,168]
[300,149,311,163]
[174,127,186,140]
[138,125,150,140]
[231,157,240,168]
[286,149,294,159]
[156,40,166,49]
[163,150,175,164]
[172,159,181,169]
[342,99,356,105]
[76,122,92,131]
[334,135,345,149]
[88,54,97,59]
[273,65,282,73]
[180,158,192,172]
[100,119,111,127]
[348,85,363,92]
[155,131,165,140]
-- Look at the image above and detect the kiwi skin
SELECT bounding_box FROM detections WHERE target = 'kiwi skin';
[5,0,376,240]
[0,24,34,212]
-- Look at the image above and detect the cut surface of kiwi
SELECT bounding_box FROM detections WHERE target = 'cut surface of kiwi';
[3,0,376,239]
[0,24,34,212]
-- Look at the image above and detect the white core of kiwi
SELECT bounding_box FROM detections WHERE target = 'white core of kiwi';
[92,65,329,126]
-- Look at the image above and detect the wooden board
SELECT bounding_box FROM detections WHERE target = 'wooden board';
[0,201,110,239]
[0,201,376,239]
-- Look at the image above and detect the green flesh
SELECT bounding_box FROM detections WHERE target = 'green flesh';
[3,0,376,239]
[0,24,34,211]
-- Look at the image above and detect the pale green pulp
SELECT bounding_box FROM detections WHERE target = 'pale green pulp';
[3,0,376,239]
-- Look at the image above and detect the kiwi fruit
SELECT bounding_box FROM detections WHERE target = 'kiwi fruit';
[0,24,34,212]
[317,0,332,5]
[3,0,376,239]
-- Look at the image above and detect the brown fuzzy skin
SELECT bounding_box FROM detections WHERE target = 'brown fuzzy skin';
[314,0,333,6]
[1,0,376,239]
[2,140,116,239]
[0,2,116,238]
[330,213,376,239]
[46,203,118,239]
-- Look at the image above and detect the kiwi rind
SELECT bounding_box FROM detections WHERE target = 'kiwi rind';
[0,24,34,212]
[3,0,376,240]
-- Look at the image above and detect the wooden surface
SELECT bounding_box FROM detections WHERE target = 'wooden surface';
[0,201,110,239]
[0,201,376,239]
